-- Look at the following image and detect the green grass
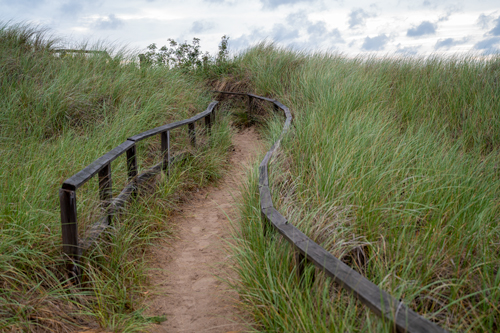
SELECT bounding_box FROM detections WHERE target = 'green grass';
[0,22,233,331]
[230,44,500,332]
[3,21,499,332]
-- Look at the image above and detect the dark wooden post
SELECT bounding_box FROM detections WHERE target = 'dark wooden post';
[247,95,253,114]
[205,113,212,134]
[60,188,80,280]
[126,145,137,181]
[161,130,171,176]
[98,163,112,223]
[188,123,196,146]
[126,144,137,197]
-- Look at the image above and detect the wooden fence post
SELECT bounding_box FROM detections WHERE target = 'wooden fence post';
[161,130,171,176]
[126,145,138,197]
[60,188,80,280]
[188,123,196,146]
[205,113,212,134]
[126,145,138,181]
[248,95,253,114]
[98,163,112,223]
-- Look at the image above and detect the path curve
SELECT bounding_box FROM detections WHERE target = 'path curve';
[146,127,261,333]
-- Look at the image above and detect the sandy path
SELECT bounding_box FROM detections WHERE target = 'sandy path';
[145,127,261,333]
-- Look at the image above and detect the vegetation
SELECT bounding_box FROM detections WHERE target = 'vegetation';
[0,22,232,331]
[230,44,500,332]
[2,19,499,333]
[140,35,234,79]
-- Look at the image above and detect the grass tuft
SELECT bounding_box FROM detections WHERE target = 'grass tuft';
[230,44,500,332]
[0,22,233,331]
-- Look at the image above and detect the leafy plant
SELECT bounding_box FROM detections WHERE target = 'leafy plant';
[139,35,232,76]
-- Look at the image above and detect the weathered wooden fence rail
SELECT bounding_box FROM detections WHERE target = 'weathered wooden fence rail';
[215,91,447,333]
[60,101,217,280]
[60,90,447,332]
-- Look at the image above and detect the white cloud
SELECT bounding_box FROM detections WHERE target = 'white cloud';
[0,0,499,56]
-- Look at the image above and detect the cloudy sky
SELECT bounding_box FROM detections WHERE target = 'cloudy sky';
[1,0,500,56]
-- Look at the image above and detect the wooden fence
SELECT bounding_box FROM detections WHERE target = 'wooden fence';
[60,101,217,280]
[60,92,447,332]
[215,91,448,333]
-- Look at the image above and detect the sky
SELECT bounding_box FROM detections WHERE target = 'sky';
[1,0,500,57]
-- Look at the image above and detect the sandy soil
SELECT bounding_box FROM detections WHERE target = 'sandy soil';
[145,127,262,333]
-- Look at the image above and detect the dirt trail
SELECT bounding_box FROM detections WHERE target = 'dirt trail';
[145,127,261,333]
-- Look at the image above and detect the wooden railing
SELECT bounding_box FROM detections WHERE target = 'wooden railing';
[60,92,447,332]
[59,102,217,280]
[215,91,448,333]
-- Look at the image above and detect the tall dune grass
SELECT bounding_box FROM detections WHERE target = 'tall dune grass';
[232,44,500,332]
[0,23,232,331]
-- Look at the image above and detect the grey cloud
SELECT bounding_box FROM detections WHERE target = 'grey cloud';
[203,0,235,3]
[418,0,440,9]
[407,21,436,37]
[190,21,215,34]
[434,37,469,50]
[395,45,420,55]
[230,29,265,51]
[369,3,379,12]
[271,23,299,41]
[474,37,500,54]
[438,5,461,22]
[260,0,314,9]
[287,29,344,51]
[58,0,101,18]
[314,26,343,43]
[60,1,83,15]
[348,8,373,29]
[94,14,124,30]
[305,24,344,47]
[362,34,389,51]
[487,16,500,36]
[434,38,455,49]
[476,12,498,29]
[287,11,310,27]
[328,28,343,41]
[307,21,327,36]
[231,13,343,52]
[287,11,344,44]
[0,0,44,7]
